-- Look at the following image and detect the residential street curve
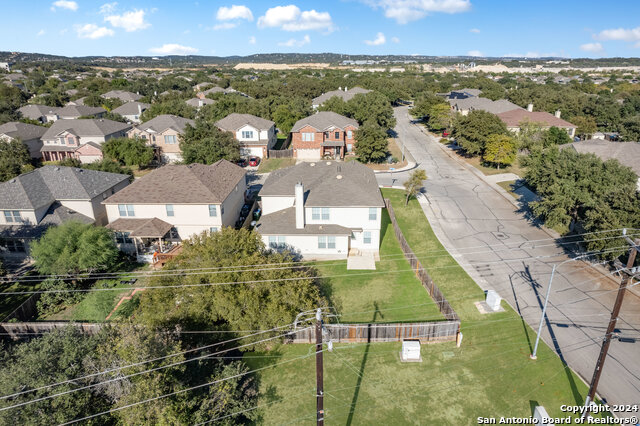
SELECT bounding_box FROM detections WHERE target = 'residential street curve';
[378,106,640,411]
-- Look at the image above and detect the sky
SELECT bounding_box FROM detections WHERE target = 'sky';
[1,0,640,58]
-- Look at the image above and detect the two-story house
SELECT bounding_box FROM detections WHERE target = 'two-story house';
[112,102,150,124]
[497,107,577,139]
[0,166,130,259]
[128,114,195,163]
[40,119,132,162]
[18,104,58,123]
[215,113,277,158]
[0,122,47,158]
[255,161,384,259]
[290,112,359,160]
[102,160,246,261]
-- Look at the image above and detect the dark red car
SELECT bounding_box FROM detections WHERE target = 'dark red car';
[249,157,260,167]
[442,131,450,137]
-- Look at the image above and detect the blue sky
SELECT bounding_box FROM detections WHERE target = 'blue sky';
[1,0,639,58]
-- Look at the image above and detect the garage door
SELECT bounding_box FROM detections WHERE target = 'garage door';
[295,148,321,160]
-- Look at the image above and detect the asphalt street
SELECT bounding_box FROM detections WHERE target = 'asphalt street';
[377,106,640,412]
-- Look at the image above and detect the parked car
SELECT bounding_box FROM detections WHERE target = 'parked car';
[442,131,450,137]
[249,157,260,167]
[237,158,247,167]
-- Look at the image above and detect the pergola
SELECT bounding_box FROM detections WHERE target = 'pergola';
[106,217,176,258]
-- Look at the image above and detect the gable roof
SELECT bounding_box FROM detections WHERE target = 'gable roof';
[135,114,195,134]
[42,119,131,140]
[55,104,106,118]
[106,217,173,238]
[101,90,143,102]
[103,160,246,204]
[112,101,150,116]
[259,161,384,207]
[497,109,576,128]
[562,140,640,177]
[18,104,58,120]
[312,87,372,106]
[0,122,47,140]
[215,113,275,132]
[291,111,358,132]
[0,165,130,210]
[185,98,215,108]
[449,97,523,115]
[0,202,94,240]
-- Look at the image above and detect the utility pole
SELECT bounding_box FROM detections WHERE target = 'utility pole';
[582,235,639,415]
[315,308,324,426]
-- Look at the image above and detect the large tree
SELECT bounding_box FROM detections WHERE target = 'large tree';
[136,227,323,343]
[140,99,196,122]
[483,134,517,169]
[0,85,28,124]
[452,110,509,156]
[102,137,154,167]
[572,116,597,140]
[0,139,31,182]
[30,222,119,276]
[543,126,572,146]
[180,120,240,164]
[621,115,640,141]
[354,121,389,163]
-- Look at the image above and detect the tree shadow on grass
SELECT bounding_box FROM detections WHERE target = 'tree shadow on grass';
[346,302,383,426]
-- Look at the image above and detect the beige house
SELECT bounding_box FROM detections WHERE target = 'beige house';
[0,122,46,158]
[103,160,246,262]
[215,113,277,158]
[128,114,195,163]
[497,108,576,138]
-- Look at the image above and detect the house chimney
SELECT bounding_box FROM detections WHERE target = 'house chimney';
[338,86,342,91]
[198,99,203,107]
[137,104,142,115]
[527,103,533,112]
[554,110,561,119]
[344,86,348,92]
[295,182,304,229]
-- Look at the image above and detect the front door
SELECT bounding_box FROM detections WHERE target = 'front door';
[336,146,341,158]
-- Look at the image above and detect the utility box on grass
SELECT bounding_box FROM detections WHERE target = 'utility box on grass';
[400,340,422,362]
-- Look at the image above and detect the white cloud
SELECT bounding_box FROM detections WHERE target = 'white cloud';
[104,9,150,32]
[149,43,198,55]
[99,2,117,14]
[258,5,333,32]
[278,34,311,47]
[595,26,640,42]
[216,5,253,21]
[37,29,46,36]
[76,23,114,39]
[391,36,400,43]
[364,0,471,24]
[51,0,78,11]
[249,36,256,44]
[580,42,604,53]
[213,22,237,30]
[467,50,483,57]
[469,28,480,33]
[365,32,386,46]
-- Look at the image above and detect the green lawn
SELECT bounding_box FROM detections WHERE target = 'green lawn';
[242,189,609,424]
[0,278,43,320]
[41,282,135,322]
[497,180,519,198]
[455,150,526,177]
[313,209,442,323]
[257,157,296,174]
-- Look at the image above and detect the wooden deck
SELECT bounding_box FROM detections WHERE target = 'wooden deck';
[152,245,183,268]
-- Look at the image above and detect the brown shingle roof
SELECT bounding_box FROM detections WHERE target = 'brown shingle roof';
[497,110,575,128]
[103,160,246,204]
[255,207,354,236]
[106,217,173,238]
[215,113,275,131]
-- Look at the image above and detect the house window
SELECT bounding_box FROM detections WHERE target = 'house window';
[208,205,217,217]
[312,207,320,220]
[221,206,224,215]
[302,132,315,142]
[334,131,340,139]
[278,236,285,248]
[114,232,133,244]
[3,210,23,223]
[164,135,177,144]
[1,240,25,252]
[327,236,336,249]
[209,227,218,233]
[60,137,65,145]
[318,236,326,249]
[369,208,377,221]
[364,231,372,244]
[321,208,330,220]
[269,236,286,249]
[347,130,353,139]
[118,204,134,217]
[241,131,254,139]
[166,204,174,217]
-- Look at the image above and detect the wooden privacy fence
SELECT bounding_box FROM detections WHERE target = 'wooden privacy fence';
[385,199,459,322]
[2,293,41,322]
[0,322,102,339]
[288,321,460,344]
[268,148,293,158]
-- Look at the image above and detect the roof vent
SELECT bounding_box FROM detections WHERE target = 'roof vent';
[336,175,343,180]
[319,225,323,230]
[326,161,332,165]
[309,163,315,167]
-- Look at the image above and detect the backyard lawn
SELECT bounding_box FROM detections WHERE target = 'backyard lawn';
[0,278,43,320]
[257,157,296,173]
[313,209,442,323]
[242,189,608,424]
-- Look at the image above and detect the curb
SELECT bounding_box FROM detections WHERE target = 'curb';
[373,161,418,174]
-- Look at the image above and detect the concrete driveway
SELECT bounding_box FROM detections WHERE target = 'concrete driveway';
[381,106,640,412]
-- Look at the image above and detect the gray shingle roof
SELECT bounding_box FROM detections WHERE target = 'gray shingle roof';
[312,87,372,106]
[562,140,640,176]
[56,105,106,118]
[291,111,358,132]
[0,122,47,140]
[103,160,246,204]
[215,113,275,132]
[18,104,58,120]
[101,90,143,102]
[259,161,384,207]
[185,98,215,108]
[41,119,131,140]
[0,165,130,210]
[112,101,150,116]
[136,114,195,134]
[449,97,523,115]
[255,207,353,236]
[0,202,94,240]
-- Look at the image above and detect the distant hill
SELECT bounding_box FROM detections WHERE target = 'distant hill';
[1,50,640,69]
